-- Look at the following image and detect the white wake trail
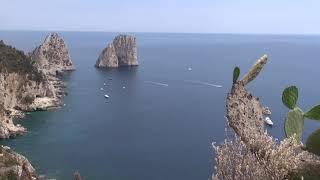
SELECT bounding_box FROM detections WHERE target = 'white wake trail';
[145,81,169,87]
[185,80,223,88]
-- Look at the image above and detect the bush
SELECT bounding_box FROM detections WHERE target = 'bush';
[0,40,44,82]
[21,95,35,105]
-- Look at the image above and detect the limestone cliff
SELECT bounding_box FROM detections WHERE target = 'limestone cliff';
[0,32,74,138]
[30,32,75,75]
[95,34,138,68]
[96,44,118,68]
[29,33,74,107]
[0,34,74,178]
[0,41,59,138]
[0,145,38,180]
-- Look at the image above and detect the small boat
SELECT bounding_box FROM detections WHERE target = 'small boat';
[264,117,273,126]
[103,83,106,86]
[122,86,126,89]
[100,88,104,91]
[3,146,10,150]
[188,67,192,71]
[104,94,110,98]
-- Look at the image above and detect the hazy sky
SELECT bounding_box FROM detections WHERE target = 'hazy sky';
[0,0,319,34]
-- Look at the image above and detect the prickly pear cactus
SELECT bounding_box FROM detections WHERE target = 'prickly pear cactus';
[305,105,320,120]
[285,108,304,142]
[240,54,268,86]
[306,129,320,156]
[283,85,320,147]
[282,86,298,110]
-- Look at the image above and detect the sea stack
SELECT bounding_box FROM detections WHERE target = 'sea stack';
[95,34,138,68]
[30,32,75,75]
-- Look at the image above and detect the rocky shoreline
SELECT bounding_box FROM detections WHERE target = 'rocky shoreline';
[0,145,38,180]
[0,33,137,179]
[0,33,74,179]
[0,33,74,139]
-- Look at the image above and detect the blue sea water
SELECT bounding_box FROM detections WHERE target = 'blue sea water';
[1,31,320,179]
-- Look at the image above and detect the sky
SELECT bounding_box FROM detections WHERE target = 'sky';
[0,0,319,34]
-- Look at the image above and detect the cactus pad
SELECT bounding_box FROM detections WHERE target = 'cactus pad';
[284,108,304,142]
[233,66,240,84]
[282,86,298,110]
[306,129,320,156]
[305,104,320,120]
[240,54,268,86]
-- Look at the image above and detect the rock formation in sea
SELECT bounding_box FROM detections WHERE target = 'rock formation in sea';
[30,32,75,107]
[30,32,75,75]
[95,34,138,68]
[96,44,118,68]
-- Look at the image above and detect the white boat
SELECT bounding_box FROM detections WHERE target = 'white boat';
[264,117,273,126]
[104,94,110,98]
[103,83,106,86]
[100,88,104,91]
[188,67,192,71]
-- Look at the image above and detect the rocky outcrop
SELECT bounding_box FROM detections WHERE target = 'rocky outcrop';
[0,41,59,138]
[213,55,320,179]
[95,34,138,68]
[29,33,75,108]
[0,34,74,179]
[30,32,75,75]
[0,33,73,138]
[96,44,118,68]
[0,145,38,180]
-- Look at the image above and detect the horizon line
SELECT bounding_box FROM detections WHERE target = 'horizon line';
[1,29,320,37]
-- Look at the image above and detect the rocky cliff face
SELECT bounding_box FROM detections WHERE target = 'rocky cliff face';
[95,44,118,68]
[0,41,59,138]
[0,145,38,180]
[30,32,75,75]
[95,34,138,68]
[0,34,74,178]
[0,33,73,138]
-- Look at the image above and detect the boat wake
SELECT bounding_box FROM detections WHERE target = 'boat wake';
[185,80,223,88]
[145,81,169,87]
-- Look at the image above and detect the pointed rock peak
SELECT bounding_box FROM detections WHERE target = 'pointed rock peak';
[113,34,136,43]
[96,34,138,68]
[30,32,75,73]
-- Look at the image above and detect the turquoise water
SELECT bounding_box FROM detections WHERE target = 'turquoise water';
[1,31,320,179]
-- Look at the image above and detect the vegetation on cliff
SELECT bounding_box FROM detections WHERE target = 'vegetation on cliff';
[213,55,320,179]
[0,40,44,82]
[0,146,37,180]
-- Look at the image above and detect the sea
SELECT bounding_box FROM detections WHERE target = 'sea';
[1,31,320,180]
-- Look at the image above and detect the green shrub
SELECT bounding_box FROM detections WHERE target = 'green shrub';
[21,95,35,105]
[0,41,44,82]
